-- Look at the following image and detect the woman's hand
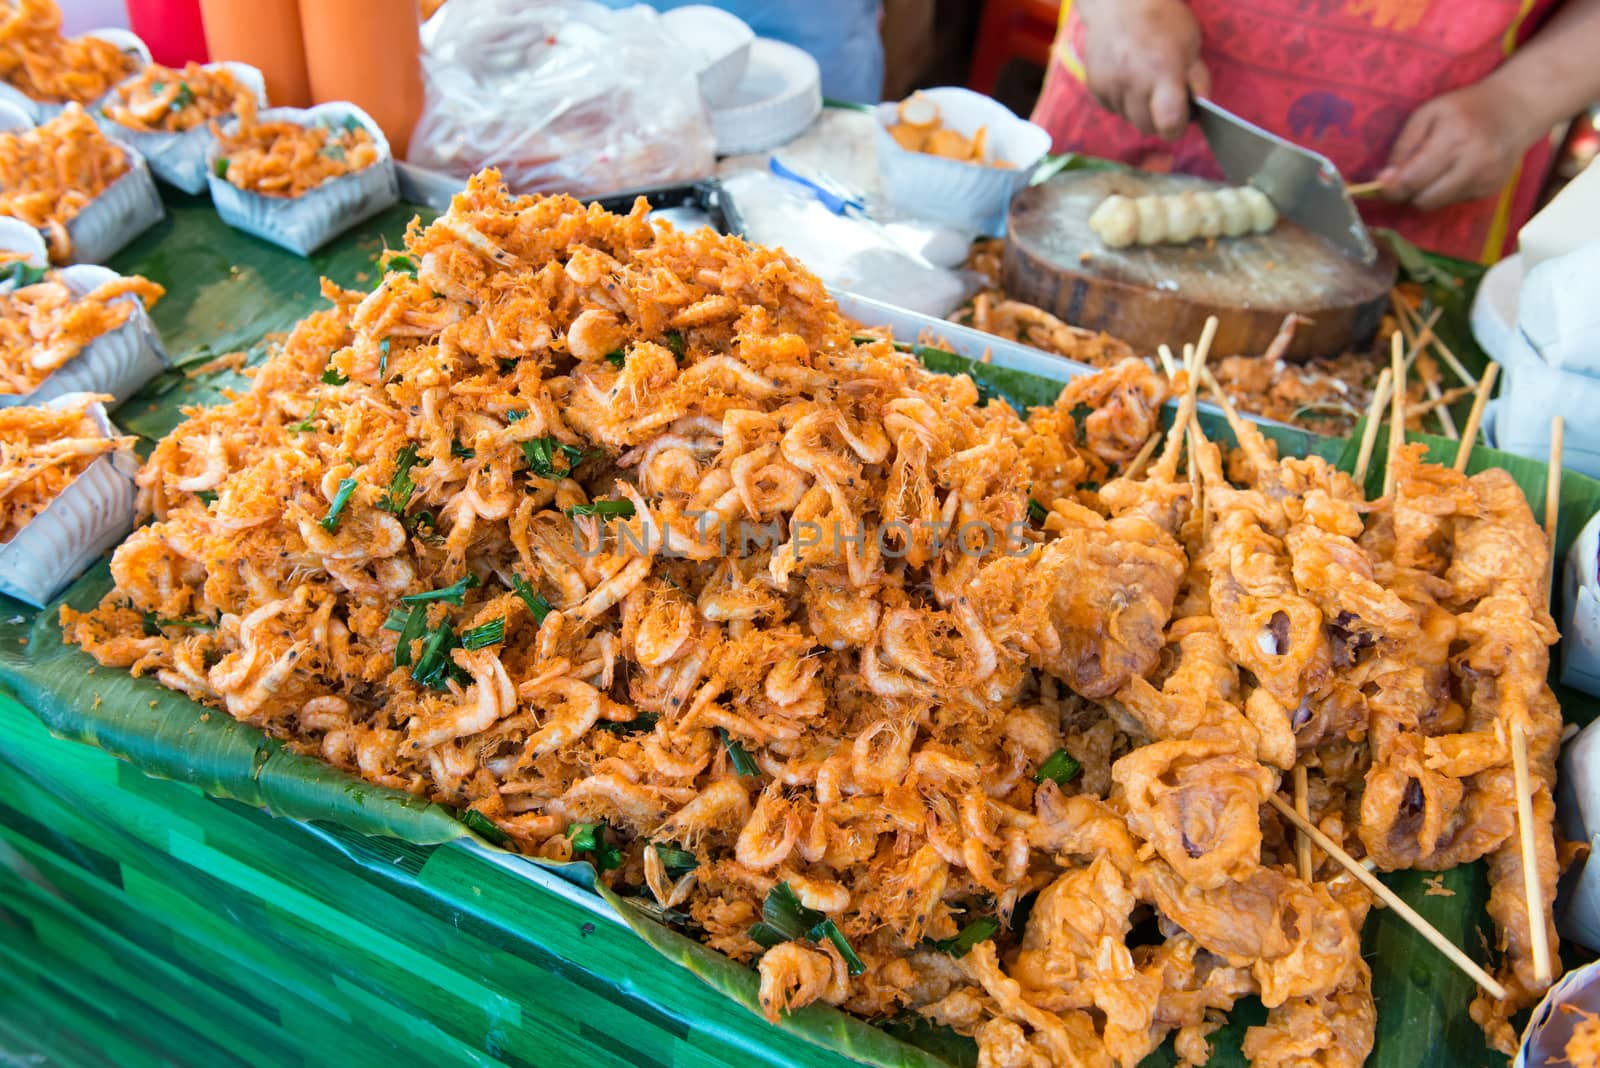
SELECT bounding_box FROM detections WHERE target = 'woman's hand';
[1377,80,1543,210]
[1076,0,1210,141]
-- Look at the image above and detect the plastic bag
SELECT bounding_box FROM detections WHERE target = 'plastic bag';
[407,0,716,198]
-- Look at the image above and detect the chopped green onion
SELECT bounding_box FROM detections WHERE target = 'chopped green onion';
[386,254,417,277]
[604,349,625,367]
[520,434,588,479]
[320,365,348,385]
[512,574,552,623]
[1027,497,1049,524]
[450,440,474,459]
[149,80,165,93]
[340,114,362,133]
[719,727,759,776]
[746,883,866,975]
[378,338,391,377]
[378,443,422,517]
[141,612,215,636]
[318,477,357,532]
[651,843,698,878]
[460,809,510,846]
[402,573,480,606]
[286,399,320,433]
[594,712,658,736]
[1034,749,1082,787]
[319,143,346,161]
[386,605,427,668]
[566,821,624,871]
[411,618,462,690]
[811,918,866,976]
[170,83,193,111]
[459,617,506,650]
[663,330,686,362]
[925,916,999,958]
[566,499,635,519]
[213,157,229,179]
[195,490,217,505]
[0,261,45,288]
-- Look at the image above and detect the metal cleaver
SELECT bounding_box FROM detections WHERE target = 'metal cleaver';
[1194,97,1377,265]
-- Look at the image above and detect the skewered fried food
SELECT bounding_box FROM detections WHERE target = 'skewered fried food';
[60,173,1563,1067]
[0,0,138,104]
[0,269,162,393]
[1089,187,1277,249]
[212,99,380,198]
[0,392,128,540]
[0,102,128,261]
[103,61,248,134]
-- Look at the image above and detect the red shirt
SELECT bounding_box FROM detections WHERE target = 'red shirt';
[1031,0,1561,262]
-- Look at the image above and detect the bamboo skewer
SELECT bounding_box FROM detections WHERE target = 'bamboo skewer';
[1384,332,1406,497]
[1124,430,1164,481]
[1404,385,1476,420]
[1353,367,1393,488]
[1157,344,1179,381]
[1267,795,1509,1000]
[1453,363,1500,473]
[1294,764,1313,882]
[1396,294,1479,388]
[1346,180,1386,199]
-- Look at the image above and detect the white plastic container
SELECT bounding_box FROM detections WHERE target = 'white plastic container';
[205,102,400,257]
[0,101,165,265]
[0,28,150,123]
[1562,510,1600,698]
[873,86,1052,235]
[96,62,268,195]
[709,38,821,157]
[661,5,754,107]
[0,393,138,607]
[1514,958,1600,1067]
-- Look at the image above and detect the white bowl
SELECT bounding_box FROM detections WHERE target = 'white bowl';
[205,102,399,257]
[96,61,269,195]
[661,5,754,107]
[0,393,138,607]
[710,38,821,157]
[0,27,151,123]
[873,86,1051,235]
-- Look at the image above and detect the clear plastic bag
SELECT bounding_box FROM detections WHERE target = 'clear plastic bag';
[408,0,716,197]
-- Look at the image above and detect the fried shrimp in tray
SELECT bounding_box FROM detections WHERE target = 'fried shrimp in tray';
[0,0,138,105]
[102,61,248,135]
[0,102,127,257]
[63,171,1565,1067]
[211,99,380,198]
[0,268,162,394]
[0,391,128,540]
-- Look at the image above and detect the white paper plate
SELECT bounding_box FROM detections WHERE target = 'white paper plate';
[0,27,151,123]
[96,61,268,195]
[873,87,1051,236]
[662,5,755,107]
[206,102,400,257]
[709,38,821,157]
[1515,958,1600,1066]
[0,393,138,607]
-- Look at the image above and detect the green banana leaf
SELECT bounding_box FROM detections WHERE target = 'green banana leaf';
[2,183,1598,1068]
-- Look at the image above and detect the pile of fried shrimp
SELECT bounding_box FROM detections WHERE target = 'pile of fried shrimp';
[102,61,249,135]
[0,270,162,394]
[0,0,138,104]
[0,392,126,541]
[62,171,1563,1068]
[211,99,380,199]
[0,102,127,262]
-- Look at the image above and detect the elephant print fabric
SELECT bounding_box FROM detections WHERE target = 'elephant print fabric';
[1032,0,1561,262]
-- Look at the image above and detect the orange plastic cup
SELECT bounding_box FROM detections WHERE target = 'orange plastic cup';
[198,0,311,106]
[298,0,424,157]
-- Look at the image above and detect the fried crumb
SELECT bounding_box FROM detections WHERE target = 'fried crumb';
[1423,875,1454,897]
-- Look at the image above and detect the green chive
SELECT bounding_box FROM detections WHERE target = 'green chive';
[378,443,422,517]
[512,574,552,623]
[402,574,479,606]
[810,918,866,976]
[460,809,510,846]
[719,727,759,776]
[170,83,193,111]
[0,261,45,288]
[519,434,588,479]
[459,617,506,650]
[141,612,215,636]
[319,477,357,532]
[410,618,459,690]
[321,365,348,385]
[213,157,229,179]
[604,349,625,367]
[925,916,999,958]
[651,843,698,877]
[386,254,417,277]
[450,440,474,459]
[566,821,623,871]
[1027,498,1049,524]
[663,330,686,362]
[195,490,217,505]
[287,399,320,433]
[387,604,427,668]
[1035,749,1081,787]
[566,499,635,519]
[594,711,658,736]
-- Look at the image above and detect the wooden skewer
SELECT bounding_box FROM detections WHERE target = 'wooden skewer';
[1157,344,1179,381]
[1267,795,1508,1000]
[1452,363,1500,473]
[1396,294,1479,388]
[1294,764,1313,882]
[1383,331,1406,497]
[1346,179,1386,199]
[1124,429,1164,481]
[1353,367,1393,488]
[1404,385,1476,420]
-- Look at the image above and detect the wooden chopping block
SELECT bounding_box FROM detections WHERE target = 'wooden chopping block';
[1003,170,1397,362]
